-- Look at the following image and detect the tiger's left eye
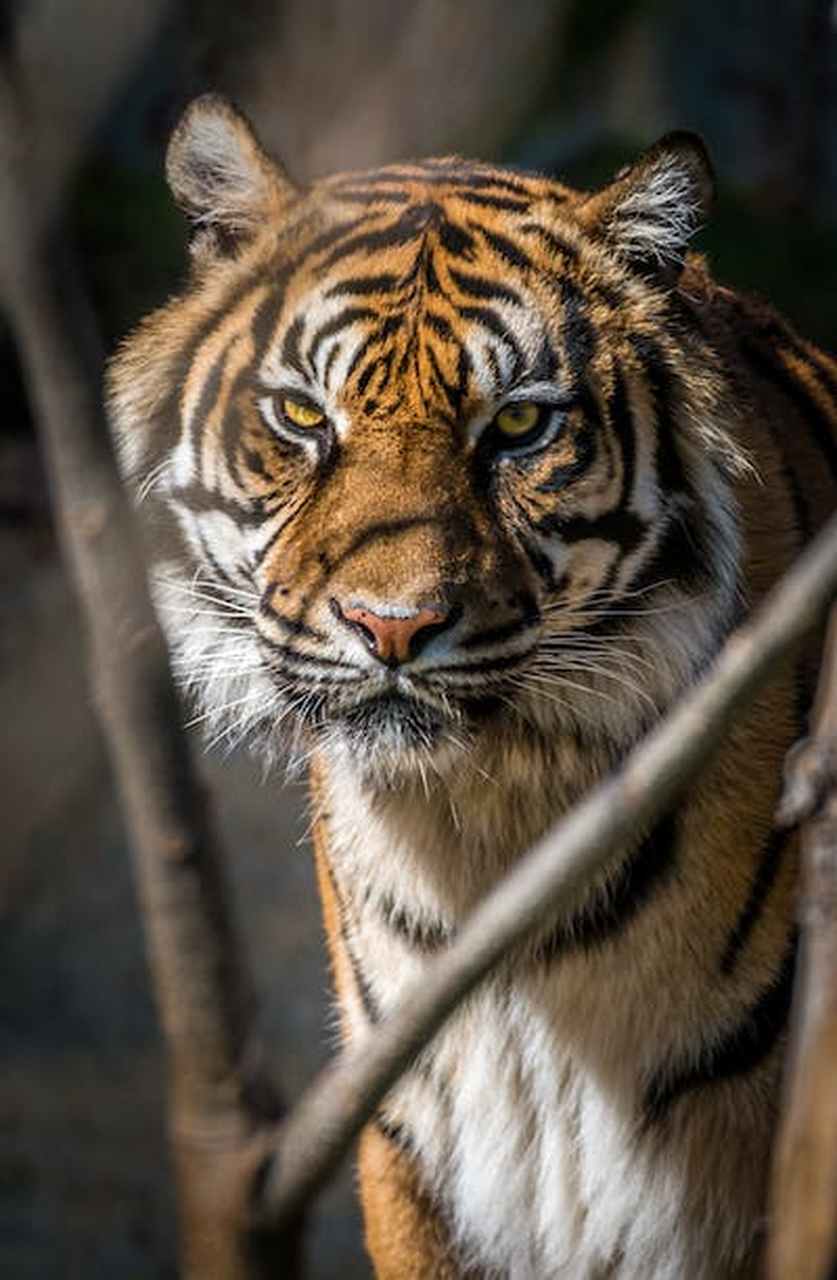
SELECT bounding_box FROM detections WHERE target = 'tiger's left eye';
[494,402,541,438]
[282,397,325,429]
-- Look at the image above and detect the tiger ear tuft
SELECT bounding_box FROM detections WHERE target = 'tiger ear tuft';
[581,132,714,279]
[166,94,297,258]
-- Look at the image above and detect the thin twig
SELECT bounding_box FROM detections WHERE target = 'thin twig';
[768,604,837,1280]
[257,511,837,1228]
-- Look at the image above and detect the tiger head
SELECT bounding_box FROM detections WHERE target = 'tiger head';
[109,95,749,786]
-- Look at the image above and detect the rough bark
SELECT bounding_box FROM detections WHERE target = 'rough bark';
[769,605,837,1280]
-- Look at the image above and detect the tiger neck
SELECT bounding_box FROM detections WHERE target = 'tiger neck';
[313,720,614,930]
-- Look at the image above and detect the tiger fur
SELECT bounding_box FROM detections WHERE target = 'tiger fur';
[107,95,837,1279]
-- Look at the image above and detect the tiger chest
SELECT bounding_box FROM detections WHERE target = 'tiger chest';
[322,796,772,1280]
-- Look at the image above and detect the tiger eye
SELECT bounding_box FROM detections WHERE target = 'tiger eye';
[495,402,541,437]
[282,397,325,429]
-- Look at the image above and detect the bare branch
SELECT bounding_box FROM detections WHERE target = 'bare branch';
[769,604,837,1280]
[0,53,299,1280]
[257,511,837,1228]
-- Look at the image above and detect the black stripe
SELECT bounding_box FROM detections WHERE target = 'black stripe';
[436,217,476,259]
[627,503,711,596]
[743,337,837,484]
[280,315,306,376]
[257,631,358,671]
[454,190,531,212]
[356,357,379,399]
[306,306,376,366]
[250,269,293,363]
[258,594,325,642]
[529,333,559,384]
[338,166,533,197]
[374,1115,415,1152]
[534,810,678,964]
[743,342,819,555]
[558,279,596,376]
[250,486,319,569]
[418,166,536,196]
[323,858,380,1024]
[323,341,341,391]
[344,315,403,386]
[133,274,267,478]
[225,289,290,476]
[608,363,635,508]
[423,310,455,342]
[485,344,502,394]
[189,341,229,465]
[379,895,452,952]
[627,335,690,495]
[536,508,647,553]
[536,423,595,493]
[448,268,521,306]
[520,535,562,591]
[422,250,443,296]
[192,522,250,590]
[643,932,798,1126]
[425,344,459,418]
[343,331,380,387]
[320,203,445,269]
[521,222,579,263]
[456,305,524,378]
[720,827,793,975]
[428,649,533,677]
[325,273,401,298]
[169,482,265,529]
[296,216,369,263]
[476,225,533,272]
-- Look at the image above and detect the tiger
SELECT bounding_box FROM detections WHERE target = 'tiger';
[107,93,837,1279]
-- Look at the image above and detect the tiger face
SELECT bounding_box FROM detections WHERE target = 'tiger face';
[109,96,748,784]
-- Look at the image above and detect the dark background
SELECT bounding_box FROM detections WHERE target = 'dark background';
[2,2,836,1276]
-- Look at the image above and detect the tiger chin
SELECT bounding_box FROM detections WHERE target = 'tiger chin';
[108,94,837,1280]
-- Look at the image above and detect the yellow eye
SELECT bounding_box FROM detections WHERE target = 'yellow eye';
[494,401,541,438]
[282,397,325,429]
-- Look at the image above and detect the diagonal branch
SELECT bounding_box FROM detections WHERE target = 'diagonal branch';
[256,510,837,1228]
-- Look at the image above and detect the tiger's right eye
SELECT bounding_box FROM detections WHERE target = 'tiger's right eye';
[495,402,541,438]
[282,397,325,429]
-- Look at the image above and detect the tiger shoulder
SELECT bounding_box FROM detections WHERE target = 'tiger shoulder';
[107,95,837,1280]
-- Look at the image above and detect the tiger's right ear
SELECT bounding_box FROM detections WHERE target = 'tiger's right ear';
[166,94,297,258]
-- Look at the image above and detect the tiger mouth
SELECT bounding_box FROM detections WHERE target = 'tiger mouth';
[323,687,502,756]
[334,691,447,744]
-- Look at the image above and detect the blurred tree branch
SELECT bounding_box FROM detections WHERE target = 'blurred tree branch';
[0,27,300,1280]
[769,604,837,1280]
[8,0,170,230]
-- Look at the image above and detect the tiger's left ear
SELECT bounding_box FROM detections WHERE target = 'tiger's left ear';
[166,94,298,259]
[579,132,714,279]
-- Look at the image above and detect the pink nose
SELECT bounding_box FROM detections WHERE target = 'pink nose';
[337,602,450,666]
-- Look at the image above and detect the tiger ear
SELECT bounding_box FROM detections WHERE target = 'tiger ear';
[579,132,714,279]
[166,94,297,259]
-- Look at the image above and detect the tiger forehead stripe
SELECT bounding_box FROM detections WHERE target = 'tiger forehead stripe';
[181,283,272,432]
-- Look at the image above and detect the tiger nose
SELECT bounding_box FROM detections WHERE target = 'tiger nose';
[332,600,451,666]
